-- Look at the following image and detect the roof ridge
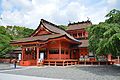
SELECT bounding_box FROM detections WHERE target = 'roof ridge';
[41,19,66,31]
[41,19,58,27]
[68,20,92,26]
[30,19,58,37]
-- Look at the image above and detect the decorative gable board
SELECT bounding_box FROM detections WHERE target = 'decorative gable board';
[32,24,52,36]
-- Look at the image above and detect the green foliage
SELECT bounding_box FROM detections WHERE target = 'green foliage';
[87,9,120,56]
[58,25,68,30]
[0,26,34,58]
[105,9,120,24]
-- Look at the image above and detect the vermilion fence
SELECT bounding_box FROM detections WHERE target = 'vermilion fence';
[0,58,119,65]
[113,59,120,64]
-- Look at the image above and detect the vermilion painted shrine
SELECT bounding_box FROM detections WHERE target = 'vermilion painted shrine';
[11,19,112,66]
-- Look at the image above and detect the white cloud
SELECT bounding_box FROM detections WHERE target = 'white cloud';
[63,1,87,21]
[87,7,108,24]
[1,0,13,11]
[0,0,119,29]
[106,0,117,5]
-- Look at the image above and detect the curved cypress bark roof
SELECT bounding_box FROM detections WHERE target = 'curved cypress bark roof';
[30,19,66,36]
[40,19,80,42]
[11,34,63,43]
[11,34,80,44]
[67,20,92,30]
[11,19,80,44]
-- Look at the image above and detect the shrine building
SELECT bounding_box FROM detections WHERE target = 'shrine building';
[11,19,92,66]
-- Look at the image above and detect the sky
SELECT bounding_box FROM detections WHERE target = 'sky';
[0,0,120,29]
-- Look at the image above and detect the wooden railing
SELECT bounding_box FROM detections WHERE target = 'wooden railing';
[44,59,78,66]
[43,59,114,66]
[78,61,114,65]
[0,58,11,63]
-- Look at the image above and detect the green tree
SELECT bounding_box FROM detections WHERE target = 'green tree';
[105,9,120,24]
[58,25,67,30]
[87,9,120,56]
[0,26,34,58]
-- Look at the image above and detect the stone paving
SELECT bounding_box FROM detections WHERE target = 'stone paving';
[0,64,120,80]
[0,63,24,70]
[0,63,14,70]
[0,73,65,80]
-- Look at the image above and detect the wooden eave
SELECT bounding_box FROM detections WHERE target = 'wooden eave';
[67,28,85,32]
[11,34,81,46]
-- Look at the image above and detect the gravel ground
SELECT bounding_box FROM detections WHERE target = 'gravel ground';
[0,65,120,80]
[0,63,14,70]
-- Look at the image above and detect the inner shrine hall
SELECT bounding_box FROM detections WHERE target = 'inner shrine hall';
[11,19,92,66]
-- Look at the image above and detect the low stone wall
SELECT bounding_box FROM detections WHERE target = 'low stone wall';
[19,60,37,66]
[0,58,11,63]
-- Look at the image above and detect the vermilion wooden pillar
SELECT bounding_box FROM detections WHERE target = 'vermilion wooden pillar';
[108,54,112,61]
[77,31,79,38]
[37,47,39,65]
[82,31,83,37]
[117,56,120,64]
[47,48,49,59]
[68,49,70,59]
[46,43,49,59]
[59,41,61,59]
[21,48,25,61]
